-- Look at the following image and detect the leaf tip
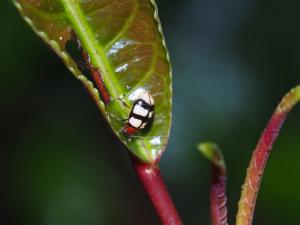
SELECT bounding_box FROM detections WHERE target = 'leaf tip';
[197,142,226,170]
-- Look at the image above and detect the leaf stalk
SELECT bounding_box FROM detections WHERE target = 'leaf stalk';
[236,85,300,225]
[131,156,184,225]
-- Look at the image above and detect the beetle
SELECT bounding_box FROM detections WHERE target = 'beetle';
[121,91,154,137]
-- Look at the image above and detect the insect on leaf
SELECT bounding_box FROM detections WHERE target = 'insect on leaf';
[14,0,172,164]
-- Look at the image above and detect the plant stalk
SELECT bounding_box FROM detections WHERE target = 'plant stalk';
[236,85,300,225]
[131,157,184,225]
[210,163,228,225]
[198,143,228,225]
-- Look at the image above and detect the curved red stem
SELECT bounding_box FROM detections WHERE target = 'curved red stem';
[199,143,228,225]
[210,164,228,225]
[132,158,183,225]
[236,85,300,225]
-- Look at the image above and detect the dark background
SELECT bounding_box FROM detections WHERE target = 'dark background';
[1,0,300,224]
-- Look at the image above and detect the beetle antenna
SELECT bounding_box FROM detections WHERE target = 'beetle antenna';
[106,112,126,123]
[110,94,130,108]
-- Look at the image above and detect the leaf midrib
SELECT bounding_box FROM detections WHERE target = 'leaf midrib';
[61,0,123,100]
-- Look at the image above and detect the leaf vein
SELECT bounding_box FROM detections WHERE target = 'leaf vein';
[104,0,138,51]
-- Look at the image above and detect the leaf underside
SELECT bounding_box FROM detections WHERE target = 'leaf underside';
[14,0,172,163]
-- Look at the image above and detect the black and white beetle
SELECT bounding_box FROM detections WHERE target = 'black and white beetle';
[122,91,154,137]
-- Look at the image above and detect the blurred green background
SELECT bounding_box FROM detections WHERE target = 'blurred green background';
[1,0,300,224]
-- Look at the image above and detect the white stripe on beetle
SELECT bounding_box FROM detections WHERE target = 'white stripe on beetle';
[148,111,154,118]
[129,117,142,128]
[139,92,154,106]
[133,105,149,117]
[140,122,147,129]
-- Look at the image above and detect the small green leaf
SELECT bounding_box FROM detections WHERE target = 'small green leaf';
[198,142,226,171]
[14,0,172,164]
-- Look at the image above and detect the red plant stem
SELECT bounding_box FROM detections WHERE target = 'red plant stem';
[80,44,111,105]
[236,112,286,225]
[236,85,300,225]
[210,164,228,225]
[89,67,111,104]
[199,143,228,225]
[132,158,184,225]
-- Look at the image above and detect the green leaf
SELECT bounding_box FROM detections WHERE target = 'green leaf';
[197,142,226,171]
[14,0,172,164]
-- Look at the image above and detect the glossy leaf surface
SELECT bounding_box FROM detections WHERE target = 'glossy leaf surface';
[14,0,172,163]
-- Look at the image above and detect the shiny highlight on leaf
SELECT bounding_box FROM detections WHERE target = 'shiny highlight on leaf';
[14,0,172,164]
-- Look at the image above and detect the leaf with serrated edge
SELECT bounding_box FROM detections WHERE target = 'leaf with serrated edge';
[14,0,172,164]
